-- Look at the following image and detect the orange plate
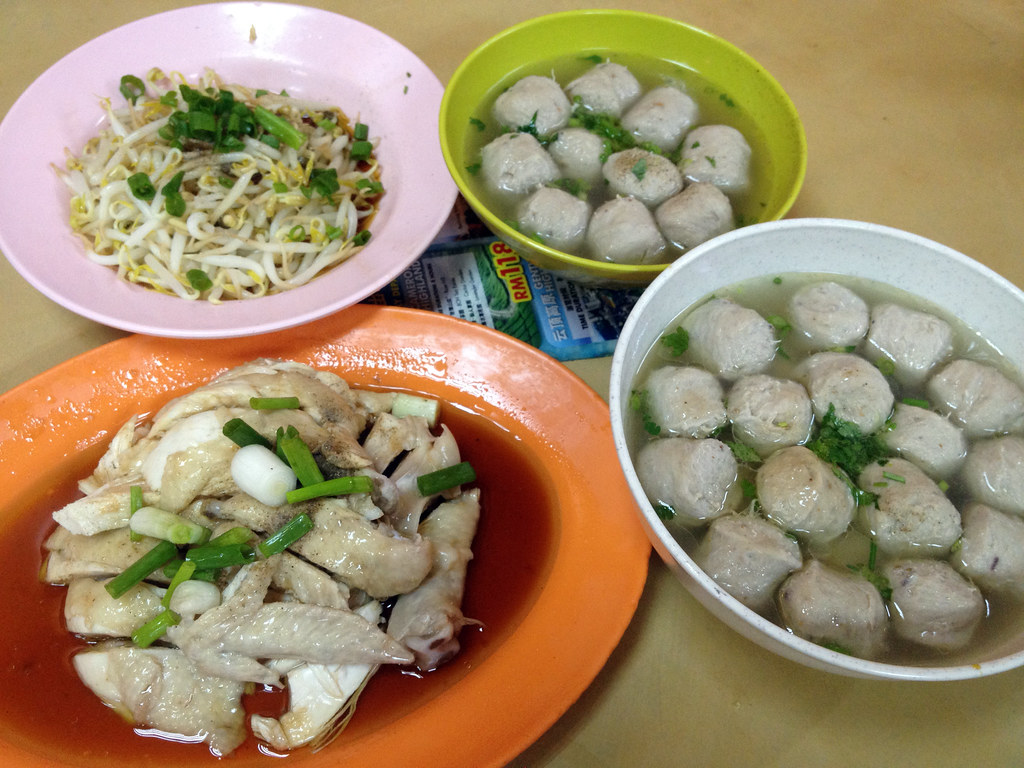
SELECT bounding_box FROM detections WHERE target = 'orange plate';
[0,305,649,767]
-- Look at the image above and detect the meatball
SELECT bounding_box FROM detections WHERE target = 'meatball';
[696,514,803,613]
[480,132,559,196]
[516,186,591,253]
[787,281,870,351]
[547,127,607,183]
[585,197,666,265]
[727,374,813,458]
[634,437,737,525]
[491,75,572,135]
[797,351,894,435]
[654,183,735,251]
[857,458,962,557]
[954,501,1024,597]
[883,403,968,479]
[778,559,889,659]
[565,61,641,117]
[679,124,752,194]
[927,358,1024,438]
[602,148,683,208]
[756,445,856,545]
[962,435,1024,516]
[643,365,727,438]
[682,298,777,381]
[882,559,984,652]
[621,85,699,152]
[864,303,954,386]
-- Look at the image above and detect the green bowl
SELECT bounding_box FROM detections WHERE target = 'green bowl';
[439,9,807,286]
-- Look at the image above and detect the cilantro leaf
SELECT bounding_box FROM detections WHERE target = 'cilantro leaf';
[806,403,891,478]
[660,326,689,357]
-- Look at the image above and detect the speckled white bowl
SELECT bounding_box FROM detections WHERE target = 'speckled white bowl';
[609,217,1024,680]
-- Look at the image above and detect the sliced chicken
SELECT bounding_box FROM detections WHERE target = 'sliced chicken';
[64,577,164,637]
[73,642,247,756]
[389,489,482,671]
[42,526,163,584]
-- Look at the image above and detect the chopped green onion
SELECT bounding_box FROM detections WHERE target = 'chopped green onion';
[468,117,486,132]
[350,140,373,160]
[352,230,371,246]
[272,181,288,194]
[285,475,374,504]
[129,485,145,542]
[159,91,178,107]
[185,542,257,570]
[416,461,476,496]
[876,358,897,376]
[132,608,181,648]
[163,558,220,582]
[222,417,272,449]
[881,471,906,483]
[207,526,254,547]
[353,122,369,140]
[902,397,931,408]
[105,539,178,599]
[277,429,325,486]
[355,178,384,195]
[391,393,440,426]
[186,268,212,291]
[308,167,340,198]
[119,74,146,104]
[258,512,314,557]
[325,225,343,241]
[249,396,300,410]
[130,506,210,545]
[127,172,156,202]
[162,170,186,217]
[161,559,196,608]
[287,224,306,241]
[253,105,305,150]
[218,175,235,188]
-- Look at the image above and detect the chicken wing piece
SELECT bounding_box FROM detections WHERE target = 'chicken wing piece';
[168,558,413,686]
[388,489,481,671]
[73,641,247,756]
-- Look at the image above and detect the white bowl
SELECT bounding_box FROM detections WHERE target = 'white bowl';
[609,217,1024,680]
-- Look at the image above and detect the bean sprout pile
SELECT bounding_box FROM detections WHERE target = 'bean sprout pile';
[56,68,384,302]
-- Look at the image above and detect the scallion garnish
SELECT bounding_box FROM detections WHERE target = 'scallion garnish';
[129,506,210,545]
[416,461,476,496]
[160,559,196,609]
[163,558,220,582]
[162,170,186,217]
[285,475,374,504]
[881,471,906,483]
[129,485,145,542]
[352,230,371,246]
[353,122,369,141]
[249,396,300,410]
[253,105,306,150]
[119,74,146,104]
[186,268,212,291]
[185,542,257,570]
[127,172,156,202]
[355,178,384,195]
[258,512,314,557]
[105,539,178,599]
[277,428,325,486]
[350,140,373,160]
[902,397,931,408]
[222,417,272,449]
[131,608,181,648]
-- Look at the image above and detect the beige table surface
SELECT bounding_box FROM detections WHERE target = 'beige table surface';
[2,1,1023,766]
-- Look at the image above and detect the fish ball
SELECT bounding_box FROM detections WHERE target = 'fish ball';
[727,374,813,457]
[516,186,591,253]
[643,365,727,438]
[797,351,894,435]
[480,132,559,196]
[565,61,642,117]
[962,435,1024,516]
[883,403,967,479]
[882,559,984,652]
[927,359,1024,438]
[682,298,777,381]
[865,303,954,386]
[491,75,571,135]
[954,502,1024,597]
[697,514,803,613]
[548,127,607,184]
[635,437,737,525]
[680,124,752,194]
[655,182,735,251]
[787,281,869,351]
[585,196,666,265]
[602,149,682,208]
[622,85,699,152]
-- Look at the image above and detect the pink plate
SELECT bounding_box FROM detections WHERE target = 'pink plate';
[0,2,456,338]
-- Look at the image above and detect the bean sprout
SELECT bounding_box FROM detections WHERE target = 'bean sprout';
[56,68,384,303]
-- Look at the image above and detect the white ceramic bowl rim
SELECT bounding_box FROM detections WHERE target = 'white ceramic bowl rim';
[610,217,1024,680]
